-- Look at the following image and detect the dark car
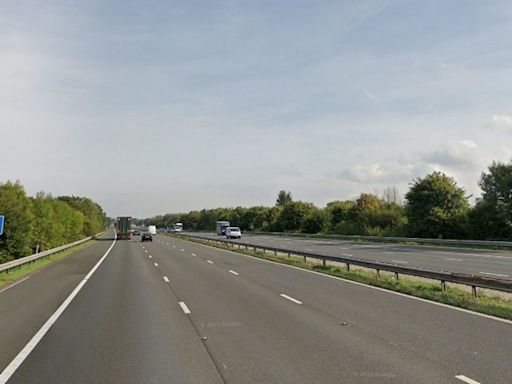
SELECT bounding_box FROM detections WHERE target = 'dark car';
[141,232,152,242]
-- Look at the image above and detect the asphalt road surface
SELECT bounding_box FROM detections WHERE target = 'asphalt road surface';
[185,232,512,280]
[0,232,511,383]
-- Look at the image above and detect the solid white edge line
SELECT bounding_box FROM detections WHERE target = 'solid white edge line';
[479,272,509,278]
[455,374,481,384]
[280,293,303,304]
[0,232,117,384]
[229,270,239,276]
[179,301,191,314]
[0,276,31,294]
[183,236,512,325]
[163,276,170,283]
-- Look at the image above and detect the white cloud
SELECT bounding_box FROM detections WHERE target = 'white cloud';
[342,163,412,183]
[422,140,482,169]
[485,114,512,131]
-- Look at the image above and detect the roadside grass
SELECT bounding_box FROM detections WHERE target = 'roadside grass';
[179,236,512,321]
[0,240,95,289]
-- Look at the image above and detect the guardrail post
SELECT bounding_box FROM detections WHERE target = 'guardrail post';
[253,247,256,255]
[346,263,350,271]
[263,248,266,254]
[395,272,399,280]
[304,255,307,262]
[274,250,277,256]
[471,285,477,299]
[376,269,380,278]
[441,280,446,291]
[322,258,326,266]
[288,252,291,258]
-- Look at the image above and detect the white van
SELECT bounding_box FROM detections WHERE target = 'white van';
[148,225,157,235]
[225,227,241,239]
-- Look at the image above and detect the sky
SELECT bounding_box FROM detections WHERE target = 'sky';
[1,0,512,218]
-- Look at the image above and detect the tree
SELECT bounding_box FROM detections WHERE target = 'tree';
[58,196,107,236]
[382,186,401,204]
[278,201,315,231]
[356,193,381,211]
[325,200,356,231]
[276,190,292,206]
[31,193,58,252]
[301,208,326,233]
[405,172,469,238]
[0,181,34,262]
[478,161,512,237]
[468,200,511,240]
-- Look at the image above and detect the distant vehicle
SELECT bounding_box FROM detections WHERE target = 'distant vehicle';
[148,225,157,235]
[173,223,183,232]
[216,221,230,235]
[226,227,242,239]
[116,216,132,240]
[141,232,152,242]
[133,229,140,235]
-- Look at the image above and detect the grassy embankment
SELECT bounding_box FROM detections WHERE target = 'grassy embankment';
[178,235,512,321]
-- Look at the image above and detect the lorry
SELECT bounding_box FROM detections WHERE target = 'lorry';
[148,225,157,236]
[116,216,132,240]
[216,221,230,235]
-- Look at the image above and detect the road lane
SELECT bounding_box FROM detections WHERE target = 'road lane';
[3,233,511,383]
[6,238,223,384]
[0,233,114,374]
[152,235,512,383]
[183,232,512,279]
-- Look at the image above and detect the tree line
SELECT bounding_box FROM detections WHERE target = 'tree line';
[0,181,109,263]
[142,159,512,241]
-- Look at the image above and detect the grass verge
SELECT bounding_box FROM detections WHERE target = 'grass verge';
[0,240,95,289]
[179,236,512,321]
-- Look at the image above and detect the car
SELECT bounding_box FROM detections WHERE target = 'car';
[141,232,152,242]
[225,227,242,239]
[133,229,140,235]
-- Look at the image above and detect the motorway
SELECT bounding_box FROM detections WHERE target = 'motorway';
[0,231,510,383]
[185,232,512,280]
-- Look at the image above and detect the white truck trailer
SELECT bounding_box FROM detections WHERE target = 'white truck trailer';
[216,221,230,235]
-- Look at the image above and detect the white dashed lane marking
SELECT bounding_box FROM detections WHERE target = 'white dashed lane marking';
[179,302,191,314]
[280,294,303,305]
[455,375,481,384]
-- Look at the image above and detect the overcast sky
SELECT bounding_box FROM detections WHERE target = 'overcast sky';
[2,1,512,218]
